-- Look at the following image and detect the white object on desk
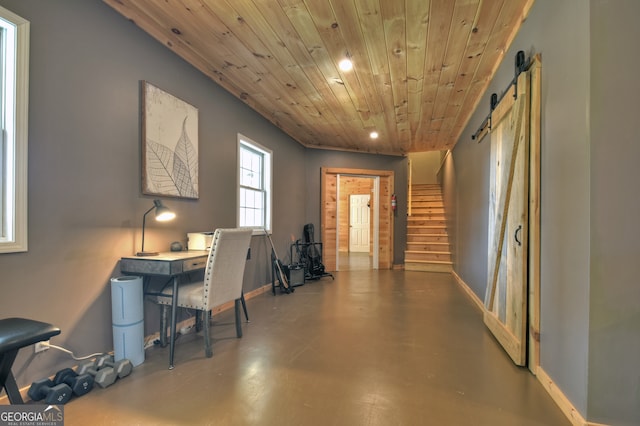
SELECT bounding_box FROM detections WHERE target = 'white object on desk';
[187,232,214,250]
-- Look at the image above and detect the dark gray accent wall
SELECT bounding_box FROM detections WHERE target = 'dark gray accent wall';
[304,149,407,266]
[0,0,305,387]
[443,0,640,423]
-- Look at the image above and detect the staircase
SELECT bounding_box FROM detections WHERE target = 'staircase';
[404,184,452,273]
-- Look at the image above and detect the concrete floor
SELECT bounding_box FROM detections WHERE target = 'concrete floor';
[338,252,372,271]
[63,269,569,425]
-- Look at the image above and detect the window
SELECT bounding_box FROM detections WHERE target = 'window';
[237,134,271,234]
[0,6,29,254]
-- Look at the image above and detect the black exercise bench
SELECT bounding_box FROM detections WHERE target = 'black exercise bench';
[0,318,61,404]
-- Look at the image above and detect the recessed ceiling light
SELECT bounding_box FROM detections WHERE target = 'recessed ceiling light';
[339,58,353,72]
[370,131,379,139]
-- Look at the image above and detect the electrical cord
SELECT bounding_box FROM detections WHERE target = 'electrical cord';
[40,342,107,361]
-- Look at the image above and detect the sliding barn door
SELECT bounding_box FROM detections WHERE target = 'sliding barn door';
[484,70,530,366]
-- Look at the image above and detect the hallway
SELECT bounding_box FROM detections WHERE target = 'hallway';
[338,252,373,271]
[64,270,569,425]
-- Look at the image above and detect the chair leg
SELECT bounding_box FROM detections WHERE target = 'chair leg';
[240,291,249,322]
[203,310,212,358]
[195,312,203,332]
[159,305,169,347]
[234,299,243,338]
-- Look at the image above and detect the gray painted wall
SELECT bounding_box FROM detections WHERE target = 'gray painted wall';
[446,135,491,295]
[0,0,306,387]
[588,1,640,424]
[409,151,441,185]
[443,0,640,423]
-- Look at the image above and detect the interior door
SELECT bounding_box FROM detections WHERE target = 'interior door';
[484,70,530,366]
[349,194,370,252]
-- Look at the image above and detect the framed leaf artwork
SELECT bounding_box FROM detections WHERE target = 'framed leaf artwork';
[141,81,199,199]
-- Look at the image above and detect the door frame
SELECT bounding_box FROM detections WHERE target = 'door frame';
[338,175,379,269]
[321,167,394,271]
[527,56,542,373]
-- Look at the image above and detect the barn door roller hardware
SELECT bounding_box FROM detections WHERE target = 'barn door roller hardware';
[472,50,530,141]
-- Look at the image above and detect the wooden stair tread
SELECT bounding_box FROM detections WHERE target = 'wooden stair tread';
[404,250,451,254]
[407,227,448,230]
[407,231,446,237]
[406,241,449,245]
[405,259,453,265]
[407,245,450,248]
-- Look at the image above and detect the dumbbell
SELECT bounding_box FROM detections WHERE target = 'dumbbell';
[53,367,94,397]
[95,354,133,379]
[27,378,72,404]
[76,360,117,388]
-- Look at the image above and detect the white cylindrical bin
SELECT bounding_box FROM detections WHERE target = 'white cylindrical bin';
[110,276,144,367]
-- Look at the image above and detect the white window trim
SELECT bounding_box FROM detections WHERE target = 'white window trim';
[237,134,272,236]
[0,6,29,253]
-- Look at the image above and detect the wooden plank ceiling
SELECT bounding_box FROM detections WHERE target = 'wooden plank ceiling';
[104,0,533,155]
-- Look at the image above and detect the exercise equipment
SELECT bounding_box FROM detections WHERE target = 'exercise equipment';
[53,367,94,397]
[0,318,61,404]
[96,354,133,378]
[77,360,117,388]
[27,378,72,404]
[298,223,334,281]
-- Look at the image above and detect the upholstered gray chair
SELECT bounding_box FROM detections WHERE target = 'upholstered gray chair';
[157,228,252,358]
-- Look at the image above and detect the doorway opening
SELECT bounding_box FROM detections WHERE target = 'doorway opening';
[338,176,377,271]
[320,167,394,271]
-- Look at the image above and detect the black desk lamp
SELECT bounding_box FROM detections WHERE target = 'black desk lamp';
[137,199,176,256]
